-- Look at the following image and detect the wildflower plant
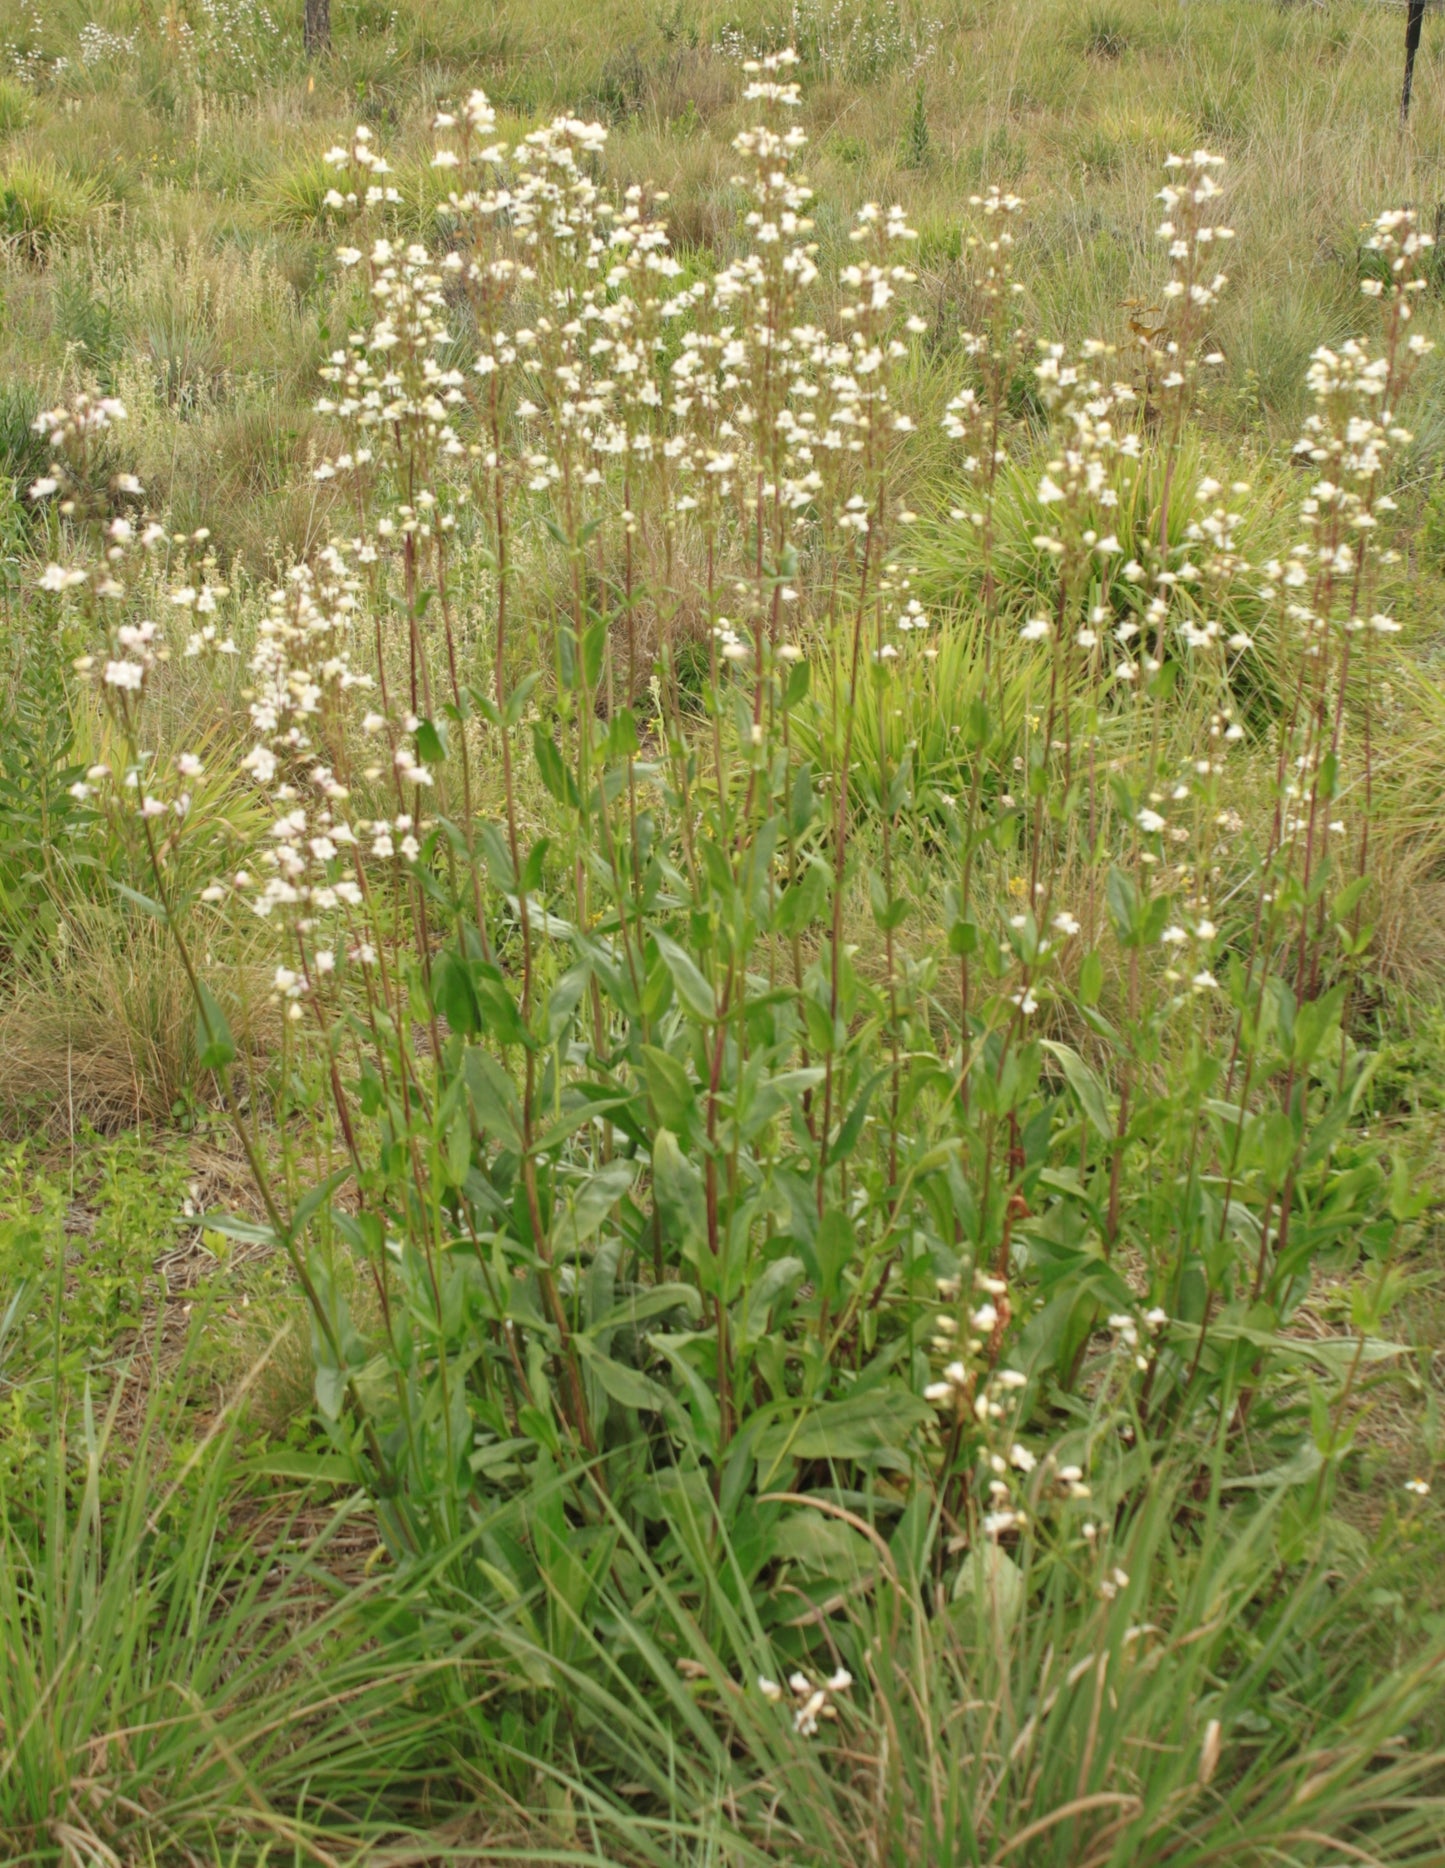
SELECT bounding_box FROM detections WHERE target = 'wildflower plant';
[39,57,1434,1680]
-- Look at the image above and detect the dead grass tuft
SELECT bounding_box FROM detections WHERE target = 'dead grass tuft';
[0,907,275,1135]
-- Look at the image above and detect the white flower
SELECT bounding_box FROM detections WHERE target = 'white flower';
[1137,808,1166,834]
[1200,1719,1222,1786]
[104,660,144,690]
[1405,1479,1431,1497]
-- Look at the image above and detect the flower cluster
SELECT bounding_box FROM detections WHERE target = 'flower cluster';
[758,1665,853,1736]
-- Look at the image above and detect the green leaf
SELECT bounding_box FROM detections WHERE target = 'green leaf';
[199,1211,277,1248]
[1220,1441,1323,1491]
[774,861,826,935]
[773,1511,877,1581]
[416,717,447,765]
[756,1384,931,1479]
[465,1046,524,1152]
[1041,1040,1112,1140]
[112,880,168,919]
[575,1337,673,1413]
[605,707,640,761]
[292,1166,352,1237]
[236,1451,357,1486]
[788,760,817,837]
[833,1067,886,1160]
[194,979,236,1072]
[951,1542,1024,1636]
[653,932,716,1021]
[641,1044,697,1136]
[432,949,480,1037]
[815,1207,853,1304]
[478,821,517,891]
[314,1365,346,1421]
[652,1128,708,1259]
[948,916,978,957]
[445,1105,472,1187]
[543,964,590,1044]
[592,1282,703,1334]
[533,725,579,807]
[503,671,542,728]
[551,1158,634,1256]
[741,1255,805,1341]
[1105,866,1141,944]
[802,995,837,1057]
[582,617,608,689]
[474,971,528,1047]
[648,1333,721,1459]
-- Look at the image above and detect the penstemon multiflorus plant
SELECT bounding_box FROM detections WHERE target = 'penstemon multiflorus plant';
[38,63,1433,1615]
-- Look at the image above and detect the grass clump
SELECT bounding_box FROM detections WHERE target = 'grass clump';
[1077,4,1133,60]
[0,75,32,137]
[0,157,107,261]
[0,1345,464,1866]
[257,152,338,232]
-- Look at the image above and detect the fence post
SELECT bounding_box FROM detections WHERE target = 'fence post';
[1403,0,1427,124]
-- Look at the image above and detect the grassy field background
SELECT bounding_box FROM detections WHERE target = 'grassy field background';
[5,1,1445,1863]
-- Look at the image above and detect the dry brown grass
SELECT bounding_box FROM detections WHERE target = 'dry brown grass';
[0,905,276,1134]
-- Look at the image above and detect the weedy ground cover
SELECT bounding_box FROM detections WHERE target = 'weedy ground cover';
[4,3,1445,1864]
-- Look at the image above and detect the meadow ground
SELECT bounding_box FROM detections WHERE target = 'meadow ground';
[6,1,1445,1863]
